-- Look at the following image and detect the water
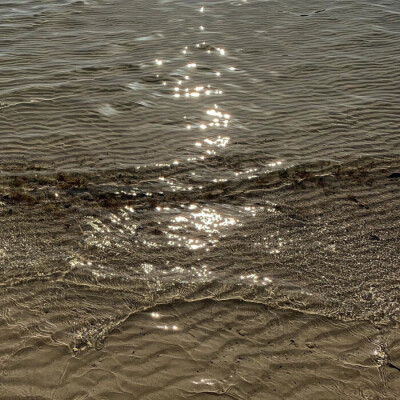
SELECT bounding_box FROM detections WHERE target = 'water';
[1,0,399,171]
[1,0,400,398]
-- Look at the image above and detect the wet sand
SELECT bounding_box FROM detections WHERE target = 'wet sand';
[1,300,400,400]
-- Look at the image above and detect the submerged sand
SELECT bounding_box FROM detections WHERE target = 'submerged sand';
[1,300,400,399]
[0,158,400,398]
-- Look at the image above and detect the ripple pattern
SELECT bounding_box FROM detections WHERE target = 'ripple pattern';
[0,0,399,170]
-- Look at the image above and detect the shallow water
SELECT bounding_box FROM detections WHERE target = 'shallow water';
[1,0,400,398]
[1,0,400,171]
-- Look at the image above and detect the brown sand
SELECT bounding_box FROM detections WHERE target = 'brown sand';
[1,300,400,399]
